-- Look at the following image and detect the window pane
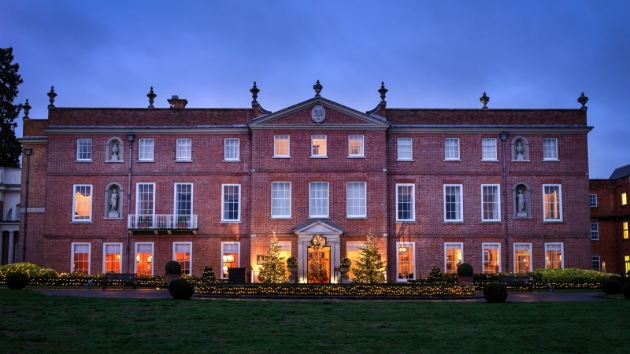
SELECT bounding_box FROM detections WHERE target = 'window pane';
[348,135,364,156]
[274,135,290,156]
[74,185,92,220]
[591,223,599,240]
[544,185,562,220]
[139,138,154,161]
[73,243,90,273]
[104,243,122,273]
[445,243,463,274]
[77,139,92,160]
[482,138,497,160]
[175,183,192,218]
[311,135,327,156]
[224,138,240,160]
[592,256,600,271]
[444,185,462,221]
[347,182,366,217]
[445,138,459,160]
[271,182,291,217]
[397,138,412,160]
[137,183,155,216]
[223,185,240,221]
[176,138,192,160]
[174,243,191,275]
[222,242,239,278]
[483,244,500,273]
[397,243,414,280]
[514,244,531,273]
[396,184,414,221]
[482,185,499,221]
[589,194,597,207]
[543,138,558,160]
[309,182,329,217]
[545,243,563,269]
[136,243,153,276]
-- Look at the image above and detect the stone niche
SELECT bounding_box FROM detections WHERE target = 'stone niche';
[105,183,124,219]
[511,136,530,162]
[513,182,531,218]
[105,137,124,162]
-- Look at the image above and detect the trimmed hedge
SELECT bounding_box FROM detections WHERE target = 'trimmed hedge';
[622,282,630,299]
[484,282,508,303]
[602,279,622,294]
[5,272,28,289]
[169,278,195,299]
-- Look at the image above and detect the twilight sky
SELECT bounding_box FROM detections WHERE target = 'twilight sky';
[2,1,629,178]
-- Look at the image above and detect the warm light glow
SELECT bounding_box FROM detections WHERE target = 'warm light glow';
[622,193,628,206]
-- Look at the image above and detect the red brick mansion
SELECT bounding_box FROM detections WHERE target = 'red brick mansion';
[18,82,593,282]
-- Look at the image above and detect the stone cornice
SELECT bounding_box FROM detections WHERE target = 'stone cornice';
[388,125,593,134]
[44,126,250,134]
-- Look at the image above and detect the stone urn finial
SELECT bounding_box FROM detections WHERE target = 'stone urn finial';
[480,92,490,110]
[578,92,588,110]
[313,80,323,97]
[250,81,259,103]
[379,82,388,103]
[147,87,156,108]
[47,86,57,109]
[23,99,31,119]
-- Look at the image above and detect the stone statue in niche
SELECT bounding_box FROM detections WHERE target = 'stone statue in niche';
[109,189,119,217]
[516,189,527,217]
[516,141,525,161]
[111,142,119,161]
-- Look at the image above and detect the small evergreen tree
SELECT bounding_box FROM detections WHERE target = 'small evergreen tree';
[351,233,386,283]
[0,47,23,167]
[258,234,287,283]
[426,266,444,283]
[201,266,216,283]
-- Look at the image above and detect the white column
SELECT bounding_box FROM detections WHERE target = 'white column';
[298,238,308,283]
[7,231,14,264]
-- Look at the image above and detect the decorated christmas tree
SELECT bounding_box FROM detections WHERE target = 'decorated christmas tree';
[307,235,328,284]
[201,266,216,283]
[351,232,386,283]
[258,234,287,283]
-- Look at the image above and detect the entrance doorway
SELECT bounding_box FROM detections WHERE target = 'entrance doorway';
[307,246,330,283]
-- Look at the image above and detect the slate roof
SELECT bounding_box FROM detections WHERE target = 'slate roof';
[609,164,630,179]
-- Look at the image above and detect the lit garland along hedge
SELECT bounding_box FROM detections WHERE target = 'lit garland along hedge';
[194,283,475,297]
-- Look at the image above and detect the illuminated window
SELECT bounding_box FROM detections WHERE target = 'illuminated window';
[173,242,192,275]
[76,138,92,161]
[589,194,597,207]
[444,243,463,274]
[348,135,364,157]
[347,182,366,218]
[176,138,192,161]
[445,138,460,160]
[221,242,240,279]
[222,184,241,222]
[622,193,627,206]
[274,135,290,157]
[397,242,415,281]
[514,243,532,273]
[483,243,501,273]
[73,184,92,222]
[592,256,600,271]
[625,255,630,275]
[311,135,327,157]
[444,184,463,222]
[396,184,415,221]
[71,242,90,274]
[482,138,497,160]
[277,241,291,279]
[271,182,291,218]
[591,223,599,240]
[397,138,412,160]
[309,182,329,218]
[224,138,240,161]
[545,243,564,269]
[543,138,558,160]
[481,184,500,222]
[543,184,562,221]
[174,183,193,227]
[135,242,154,276]
[103,243,122,273]
[624,222,629,239]
[138,138,154,161]
[346,242,363,281]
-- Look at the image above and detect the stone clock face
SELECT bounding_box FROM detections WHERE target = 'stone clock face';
[311,105,326,123]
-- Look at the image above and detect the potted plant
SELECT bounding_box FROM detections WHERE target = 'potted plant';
[165,260,182,286]
[457,263,474,285]
[339,257,351,284]
[287,256,298,284]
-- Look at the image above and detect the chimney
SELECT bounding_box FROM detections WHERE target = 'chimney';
[167,95,188,109]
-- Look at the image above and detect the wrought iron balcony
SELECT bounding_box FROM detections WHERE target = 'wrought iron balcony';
[127,214,198,230]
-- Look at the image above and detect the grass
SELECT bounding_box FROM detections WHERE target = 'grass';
[1,288,629,353]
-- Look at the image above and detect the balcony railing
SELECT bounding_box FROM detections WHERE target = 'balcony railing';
[128,214,198,230]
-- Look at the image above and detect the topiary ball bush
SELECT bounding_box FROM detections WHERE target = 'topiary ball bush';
[457,263,474,277]
[622,282,630,299]
[602,279,622,294]
[5,272,29,290]
[168,278,195,300]
[483,282,508,303]
[165,261,182,275]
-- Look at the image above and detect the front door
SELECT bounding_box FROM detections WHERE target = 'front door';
[307,246,330,283]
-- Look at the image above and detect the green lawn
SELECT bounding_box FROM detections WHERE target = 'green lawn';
[1,289,628,353]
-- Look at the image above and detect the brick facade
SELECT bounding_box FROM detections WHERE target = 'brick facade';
[19,86,593,282]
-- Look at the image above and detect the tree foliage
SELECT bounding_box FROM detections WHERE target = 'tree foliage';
[258,234,287,283]
[0,47,23,167]
[351,233,386,283]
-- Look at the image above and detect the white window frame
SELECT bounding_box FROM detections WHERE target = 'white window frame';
[543,184,563,222]
[589,194,597,208]
[513,243,533,273]
[397,138,413,161]
[224,138,240,162]
[221,241,240,279]
[444,184,463,222]
[311,134,328,158]
[174,183,194,222]
[545,242,564,269]
[543,138,558,161]
[482,242,501,274]
[136,183,156,216]
[103,242,123,274]
[221,184,241,222]
[71,242,91,274]
[346,241,364,281]
[176,138,192,161]
[396,184,415,222]
[481,138,497,161]
[444,138,460,161]
[348,135,364,157]
[138,138,154,161]
[591,223,599,240]
[135,242,154,276]
[76,138,93,161]
[273,135,290,158]
[173,242,192,275]
[271,182,291,219]
[396,242,415,282]
[592,256,601,271]
[72,184,93,222]
[309,182,329,218]
[444,242,464,274]
[481,184,501,222]
[346,182,367,218]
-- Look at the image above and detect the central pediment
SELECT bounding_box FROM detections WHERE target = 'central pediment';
[294,220,344,235]
[249,96,390,130]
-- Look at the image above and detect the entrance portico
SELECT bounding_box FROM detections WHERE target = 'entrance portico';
[294,220,343,283]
